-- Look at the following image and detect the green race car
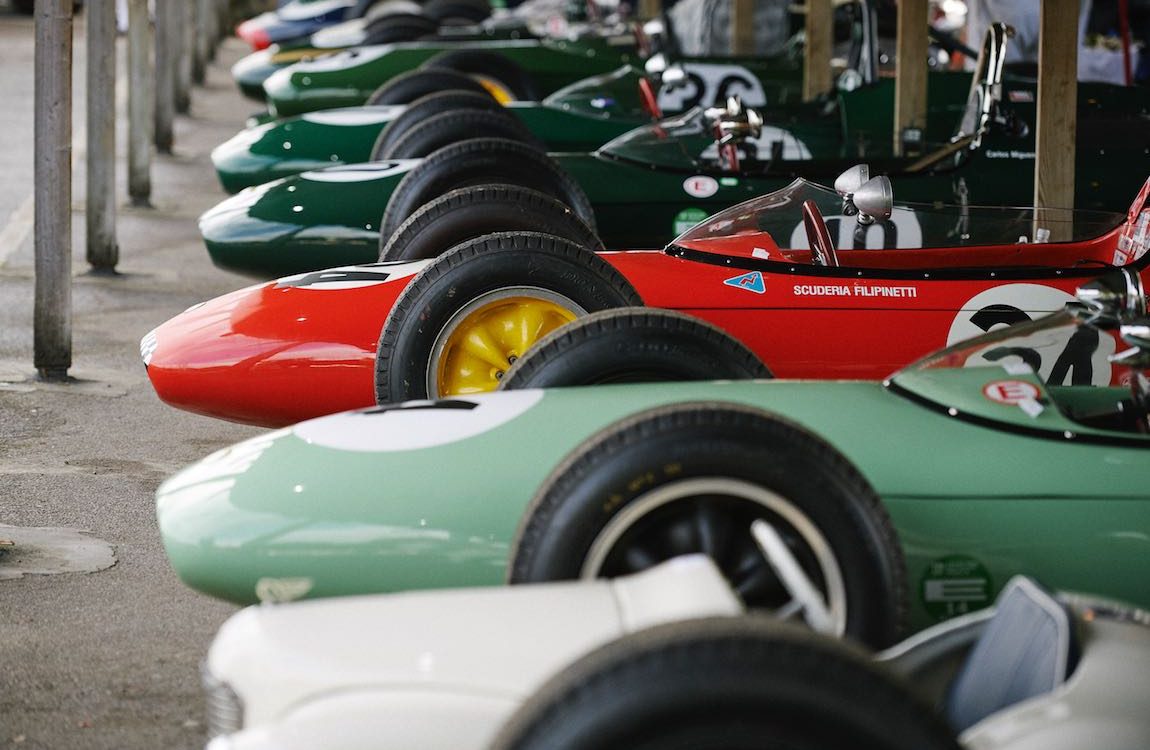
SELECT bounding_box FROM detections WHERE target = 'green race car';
[156,271,1150,639]
[200,26,1150,278]
[212,57,981,194]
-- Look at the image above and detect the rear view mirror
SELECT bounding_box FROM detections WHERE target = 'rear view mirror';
[834,164,870,197]
[853,176,893,225]
[1075,269,1147,324]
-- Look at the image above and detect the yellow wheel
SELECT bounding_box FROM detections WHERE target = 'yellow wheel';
[473,75,516,105]
[429,288,584,396]
[376,233,641,404]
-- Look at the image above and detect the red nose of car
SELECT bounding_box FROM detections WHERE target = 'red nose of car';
[235,20,271,51]
[141,268,414,427]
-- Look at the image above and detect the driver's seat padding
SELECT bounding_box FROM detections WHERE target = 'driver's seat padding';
[945,575,1080,732]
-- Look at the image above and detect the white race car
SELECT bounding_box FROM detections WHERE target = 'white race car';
[202,556,1150,750]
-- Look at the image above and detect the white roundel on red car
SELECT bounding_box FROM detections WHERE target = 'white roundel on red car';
[292,389,544,452]
[948,284,1116,386]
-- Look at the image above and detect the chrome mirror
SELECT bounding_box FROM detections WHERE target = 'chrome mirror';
[644,52,667,76]
[834,164,870,197]
[1075,269,1147,325]
[705,97,763,145]
[852,176,893,225]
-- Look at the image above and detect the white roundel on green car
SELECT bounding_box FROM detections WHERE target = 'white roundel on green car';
[701,126,812,163]
[292,389,545,452]
[947,284,1117,386]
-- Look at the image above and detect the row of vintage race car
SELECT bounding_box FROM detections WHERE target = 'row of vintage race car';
[148,1,1150,748]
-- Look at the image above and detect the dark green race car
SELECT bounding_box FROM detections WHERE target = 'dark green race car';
[201,26,1150,278]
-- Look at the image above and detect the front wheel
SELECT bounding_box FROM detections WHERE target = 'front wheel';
[375,232,642,402]
[508,403,908,648]
[380,184,602,262]
[499,308,772,389]
[489,618,960,750]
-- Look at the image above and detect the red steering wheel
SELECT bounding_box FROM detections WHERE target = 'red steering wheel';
[802,200,839,268]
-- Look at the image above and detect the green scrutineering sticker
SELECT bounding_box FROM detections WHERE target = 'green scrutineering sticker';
[920,554,993,621]
[674,207,709,235]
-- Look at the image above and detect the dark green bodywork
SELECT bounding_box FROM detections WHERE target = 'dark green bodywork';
[262,36,803,117]
[214,68,971,193]
[201,77,1150,278]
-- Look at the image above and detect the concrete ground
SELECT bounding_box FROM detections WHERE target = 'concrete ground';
[0,10,266,749]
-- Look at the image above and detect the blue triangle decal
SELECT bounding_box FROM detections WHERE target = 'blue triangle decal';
[723,271,765,294]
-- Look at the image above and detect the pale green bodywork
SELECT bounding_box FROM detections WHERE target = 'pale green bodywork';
[157,369,1150,631]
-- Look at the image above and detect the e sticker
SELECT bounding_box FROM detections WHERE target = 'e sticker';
[982,379,1041,405]
[683,175,719,198]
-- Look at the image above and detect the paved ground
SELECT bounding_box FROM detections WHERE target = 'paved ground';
[0,11,266,749]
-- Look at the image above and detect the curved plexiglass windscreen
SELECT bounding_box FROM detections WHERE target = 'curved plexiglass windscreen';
[897,309,1129,388]
[673,179,1126,254]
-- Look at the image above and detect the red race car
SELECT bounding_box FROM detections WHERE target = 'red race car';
[142,172,1150,428]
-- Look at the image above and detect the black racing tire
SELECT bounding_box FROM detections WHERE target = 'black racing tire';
[490,618,960,750]
[360,12,439,44]
[422,0,490,23]
[499,308,772,389]
[382,108,542,159]
[375,232,642,402]
[507,403,908,648]
[420,49,539,101]
[380,184,602,261]
[370,90,503,160]
[380,137,595,241]
[364,69,492,105]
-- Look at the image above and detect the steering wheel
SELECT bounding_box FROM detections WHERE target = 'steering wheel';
[802,200,839,267]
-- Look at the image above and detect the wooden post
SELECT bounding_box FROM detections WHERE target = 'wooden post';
[33,0,73,380]
[893,0,928,156]
[731,0,755,56]
[803,0,832,101]
[637,0,661,21]
[154,0,176,154]
[197,0,214,73]
[176,0,194,113]
[128,0,153,205]
[1035,0,1078,235]
[86,0,118,272]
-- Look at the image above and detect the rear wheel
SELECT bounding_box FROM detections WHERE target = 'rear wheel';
[375,232,641,402]
[422,0,491,23]
[380,137,595,241]
[382,108,541,159]
[370,90,503,160]
[381,184,602,261]
[359,12,439,44]
[489,618,960,750]
[421,49,539,102]
[508,403,908,648]
[499,308,772,389]
[365,69,491,105]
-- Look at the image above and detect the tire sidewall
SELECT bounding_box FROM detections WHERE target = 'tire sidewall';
[378,233,640,402]
[380,184,602,261]
[511,411,905,646]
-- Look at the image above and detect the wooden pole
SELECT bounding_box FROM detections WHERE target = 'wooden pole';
[1035,0,1078,233]
[86,0,118,272]
[196,0,214,74]
[176,0,194,113]
[154,0,176,154]
[731,0,755,56]
[637,0,661,21]
[33,0,73,380]
[803,0,833,101]
[128,0,153,205]
[893,0,928,156]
